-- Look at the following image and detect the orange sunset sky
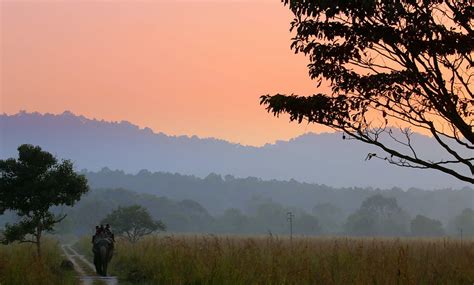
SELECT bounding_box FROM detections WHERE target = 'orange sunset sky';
[1,0,333,146]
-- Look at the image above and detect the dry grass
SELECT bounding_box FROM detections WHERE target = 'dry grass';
[0,238,77,285]
[76,235,474,284]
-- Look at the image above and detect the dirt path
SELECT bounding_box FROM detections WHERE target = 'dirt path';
[61,244,118,285]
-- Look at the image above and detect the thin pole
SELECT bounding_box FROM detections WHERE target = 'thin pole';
[287,211,294,242]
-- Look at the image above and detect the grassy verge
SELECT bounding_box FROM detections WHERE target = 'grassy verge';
[0,238,77,285]
[73,236,94,261]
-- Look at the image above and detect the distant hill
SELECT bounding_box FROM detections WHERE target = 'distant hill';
[81,169,474,223]
[0,111,469,189]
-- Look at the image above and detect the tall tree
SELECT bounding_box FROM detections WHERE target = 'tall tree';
[101,205,166,243]
[345,194,409,236]
[0,144,89,256]
[261,1,473,183]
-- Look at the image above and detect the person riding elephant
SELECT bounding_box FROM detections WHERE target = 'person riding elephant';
[92,225,101,243]
[92,224,114,276]
[105,224,115,242]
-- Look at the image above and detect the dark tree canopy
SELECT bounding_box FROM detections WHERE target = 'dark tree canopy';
[0,144,89,256]
[345,194,409,236]
[101,205,166,243]
[261,0,473,183]
[410,214,445,236]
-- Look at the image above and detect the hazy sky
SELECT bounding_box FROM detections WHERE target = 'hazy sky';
[1,0,335,146]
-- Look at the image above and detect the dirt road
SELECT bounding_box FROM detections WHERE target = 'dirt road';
[61,244,118,285]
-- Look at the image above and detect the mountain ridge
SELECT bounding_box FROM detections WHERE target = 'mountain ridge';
[0,111,469,189]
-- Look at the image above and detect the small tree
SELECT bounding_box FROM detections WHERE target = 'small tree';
[0,144,89,257]
[410,214,445,236]
[101,205,165,243]
[261,1,473,184]
[220,208,249,233]
[345,194,409,236]
[451,208,474,236]
[312,203,344,233]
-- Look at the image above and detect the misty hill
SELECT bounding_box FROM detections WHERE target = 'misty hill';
[52,186,474,236]
[0,111,469,189]
[82,169,474,225]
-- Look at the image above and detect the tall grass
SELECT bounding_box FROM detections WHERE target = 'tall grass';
[74,236,94,261]
[0,238,76,285]
[73,235,474,284]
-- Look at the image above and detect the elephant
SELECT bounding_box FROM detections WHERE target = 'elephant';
[93,237,114,276]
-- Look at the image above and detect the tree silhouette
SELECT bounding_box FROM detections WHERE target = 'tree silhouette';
[261,1,473,183]
[451,208,474,236]
[410,214,445,236]
[101,205,166,243]
[345,194,409,236]
[0,144,89,257]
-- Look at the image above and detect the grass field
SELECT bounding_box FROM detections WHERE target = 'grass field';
[76,234,474,284]
[0,238,76,285]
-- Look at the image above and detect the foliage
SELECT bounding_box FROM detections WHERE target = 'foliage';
[261,0,473,183]
[312,203,344,233]
[101,205,165,243]
[451,208,474,236]
[0,238,76,285]
[219,208,249,233]
[410,214,445,236]
[79,235,474,284]
[55,187,214,235]
[294,212,321,235]
[81,170,474,230]
[345,194,409,236]
[0,144,89,256]
[35,184,474,237]
[216,201,321,235]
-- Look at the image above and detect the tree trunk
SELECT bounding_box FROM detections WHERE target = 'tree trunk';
[35,228,42,258]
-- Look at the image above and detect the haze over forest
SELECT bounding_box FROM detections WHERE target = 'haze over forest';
[0,111,469,190]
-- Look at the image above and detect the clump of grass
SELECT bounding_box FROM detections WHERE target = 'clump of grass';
[75,235,474,284]
[0,238,76,285]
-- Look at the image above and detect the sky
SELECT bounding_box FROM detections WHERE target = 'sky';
[1,0,334,146]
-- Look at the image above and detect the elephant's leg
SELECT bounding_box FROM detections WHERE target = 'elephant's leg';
[103,261,108,276]
[100,246,108,276]
[94,254,100,274]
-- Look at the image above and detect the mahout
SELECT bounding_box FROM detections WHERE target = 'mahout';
[92,224,114,276]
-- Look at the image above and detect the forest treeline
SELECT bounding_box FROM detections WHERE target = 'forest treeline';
[52,187,474,237]
[15,169,472,237]
[86,169,472,219]
[3,168,472,237]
